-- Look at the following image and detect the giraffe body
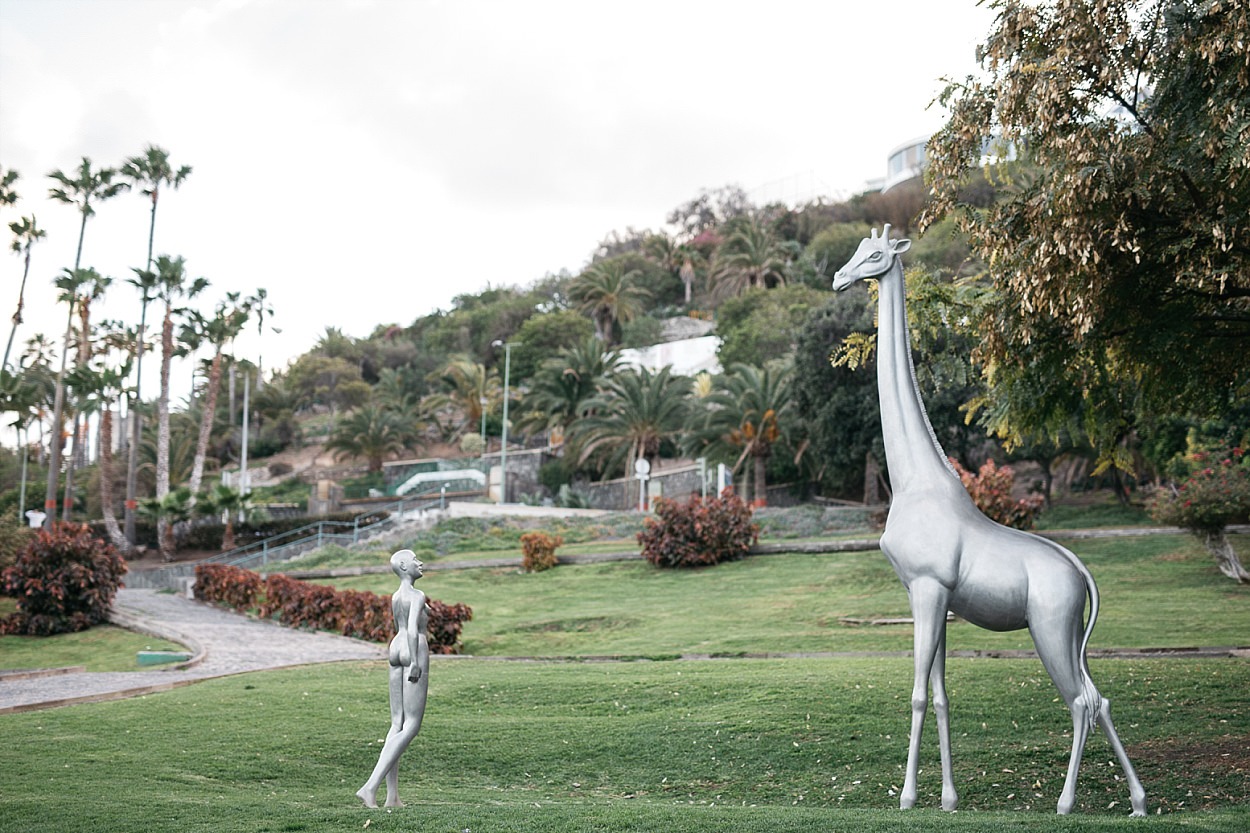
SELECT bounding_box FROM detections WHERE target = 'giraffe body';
[833,226,1147,816]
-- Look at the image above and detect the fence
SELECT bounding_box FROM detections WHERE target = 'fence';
[125,495,441,590]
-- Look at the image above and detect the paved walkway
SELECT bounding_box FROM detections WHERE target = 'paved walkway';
[0,588,383,715]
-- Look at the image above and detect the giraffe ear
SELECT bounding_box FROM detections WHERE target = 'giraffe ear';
[890,238,912,254]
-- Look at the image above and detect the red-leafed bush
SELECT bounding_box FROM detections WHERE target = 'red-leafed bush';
[1,524,127,636]
[638,492,759,568]
[192,563,473,652]
[194,563,263,611]
[520,531,563,572]
[950,458,1044,530]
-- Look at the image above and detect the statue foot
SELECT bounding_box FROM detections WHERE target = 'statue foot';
[384,796,405,808]
[941,787,959,812]
[356,787,378,809]
[900,790,917,810]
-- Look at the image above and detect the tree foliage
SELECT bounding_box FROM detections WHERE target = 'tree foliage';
[925,0,1250,463]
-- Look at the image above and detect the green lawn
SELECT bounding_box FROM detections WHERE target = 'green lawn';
[324,534,1250,657]
[0,595,186,672]
[0,657,1246,832]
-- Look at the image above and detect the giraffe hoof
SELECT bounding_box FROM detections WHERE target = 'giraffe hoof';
[942,789,959,812]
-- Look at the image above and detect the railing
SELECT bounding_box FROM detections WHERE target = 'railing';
[125,494,443,590]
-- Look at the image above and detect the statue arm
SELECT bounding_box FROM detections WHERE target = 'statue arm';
[406,591,427,683]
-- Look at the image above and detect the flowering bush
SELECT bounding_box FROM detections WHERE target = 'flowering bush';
[520,531,563,572]
[1149,449,1250,533]
[950,458,1044,530]
[193,563,474,652]
[638,492,759,568]
[1,524,127,636]
[1149,448,1249,582]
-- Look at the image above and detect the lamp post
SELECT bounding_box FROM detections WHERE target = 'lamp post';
[491,340,516,504]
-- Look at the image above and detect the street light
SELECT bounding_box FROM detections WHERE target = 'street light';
[491,340,517,504]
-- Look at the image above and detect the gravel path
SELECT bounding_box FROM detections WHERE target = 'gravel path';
[0,588,383,714]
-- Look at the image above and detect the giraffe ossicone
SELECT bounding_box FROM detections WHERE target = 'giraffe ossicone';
[832,225,1147,816]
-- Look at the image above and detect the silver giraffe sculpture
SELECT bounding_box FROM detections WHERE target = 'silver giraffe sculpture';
[832,226,1147,816]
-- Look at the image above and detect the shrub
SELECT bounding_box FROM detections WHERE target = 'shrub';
[950,458,1044,530]
[520,531,563,572]
[638,492,759,568]
[192,563,473,652]
[1,524,127,635]
[1149,448,1250,582]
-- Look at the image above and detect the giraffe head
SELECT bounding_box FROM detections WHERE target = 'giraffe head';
[832,224,911,291]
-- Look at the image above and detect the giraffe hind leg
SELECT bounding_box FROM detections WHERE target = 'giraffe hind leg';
[1096,698,1148,816]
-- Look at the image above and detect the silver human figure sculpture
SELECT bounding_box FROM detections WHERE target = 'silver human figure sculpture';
[357,549,430,808]
[832,226,1146,816]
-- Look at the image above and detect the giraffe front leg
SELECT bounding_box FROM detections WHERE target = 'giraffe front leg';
[930,627,958,811]
[901,578,950,811]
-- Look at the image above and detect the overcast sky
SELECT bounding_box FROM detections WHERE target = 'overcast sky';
[1,0,996,399]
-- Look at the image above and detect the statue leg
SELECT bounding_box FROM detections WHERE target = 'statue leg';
[929,626,958,811]
[357,666,409,807]
[1030,616,1092,815]
[1096,698,1148,816]
[901,578,950,810]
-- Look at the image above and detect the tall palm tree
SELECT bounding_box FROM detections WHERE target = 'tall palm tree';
[569,259,651,344]
[325,402,421,473]
[41,158,127,528]
[569,366,692,482]
[709,215,794,300]
[684,362,795,506]
[120,145,191,544]
[4,215,45,371]
[184,293,252,498]
[58,269,112,521]
[42,268,91,527]
[152,255,208,557]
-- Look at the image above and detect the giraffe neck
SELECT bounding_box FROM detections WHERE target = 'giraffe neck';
[875,262,960,494]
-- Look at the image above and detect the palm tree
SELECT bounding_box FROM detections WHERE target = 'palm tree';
[709,215,794,300]
[325,402,420,473]
[202,484,250,552]
[0,366,44,525]
[0,166,18,209]
[42,268,91,527]
[3,216,46,371]
[65,358,132,547]
[184,293,252,498]
[684,362,795,506]
[120,146,191,545]
[152,255,209,557]
[138,487,192,560]
[41,158,127,528]
[569,366,692,483]
[420,355,500,443]
[569,259,651,344]
[516,337,621,436]
[59,270,112,520]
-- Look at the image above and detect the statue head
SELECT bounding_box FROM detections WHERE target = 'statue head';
[390,549,425,580]
[832,224,911,291]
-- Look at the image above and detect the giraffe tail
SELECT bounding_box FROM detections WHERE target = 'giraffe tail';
[1071,546,1103,731]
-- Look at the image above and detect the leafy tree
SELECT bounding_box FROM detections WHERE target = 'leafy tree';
[202,484,252,552]
[709,215,796,300]
[325,403,421,473]
[42,158,127,529]
[1149,447,1250,582]
[570,365,692,479]
[286,353,370,426]
[792,292,882,499]
[684,362,796,506]
[508,309,594,383]
[3,215,45,371]
[666,185,754,240]
[925,0,1250,466]
[569,258,651,344]
[715,285,826,368]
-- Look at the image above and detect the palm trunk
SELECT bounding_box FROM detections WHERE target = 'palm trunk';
[99,406,128,549]
[753,451,768,507]
[156,302,174,559]
[125,294,150,544]
[42,302,76,529]
[1205,530,1250,583]
[188,349,225,498]
[2,245,32,371]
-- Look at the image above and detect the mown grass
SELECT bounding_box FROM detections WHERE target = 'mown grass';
[0,657,1246,832]
[0,596,187,672]
[324,534,1250,657]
